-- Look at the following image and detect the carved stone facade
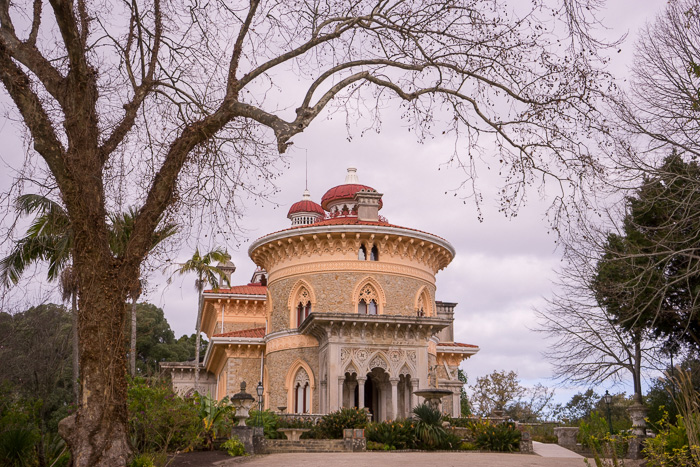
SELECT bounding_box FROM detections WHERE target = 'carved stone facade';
[163,168,479,420]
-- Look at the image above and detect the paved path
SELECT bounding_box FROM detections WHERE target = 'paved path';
[533,441,584,458]
[221,451,592,467]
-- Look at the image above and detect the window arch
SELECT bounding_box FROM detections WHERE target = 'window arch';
[293,367,311,413]
[285,360,315,414]
[356,282,380,315]
[370,245,379,261]
[358,244,367,260]
[415,287,433,317]
[353,277,386,315]
[288,280,316,328]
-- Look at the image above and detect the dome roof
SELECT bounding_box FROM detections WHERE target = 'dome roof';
[288,199,324,217]
[321,184,383,211]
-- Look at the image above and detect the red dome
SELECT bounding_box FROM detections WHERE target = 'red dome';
[287,199,324,217]
[321,184,383,211]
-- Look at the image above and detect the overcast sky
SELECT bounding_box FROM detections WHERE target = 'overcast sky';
[0,1,668,405]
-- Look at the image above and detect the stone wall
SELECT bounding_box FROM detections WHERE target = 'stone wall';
[265,346,320,412]
[268,272,434,333]
[226,356,264,399]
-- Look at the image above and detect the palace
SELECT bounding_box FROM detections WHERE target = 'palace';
[163,168,479,420]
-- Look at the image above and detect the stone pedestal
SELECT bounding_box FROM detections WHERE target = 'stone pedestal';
[554,427,579,448]
[231,426,254,454]
[627,402,648,438]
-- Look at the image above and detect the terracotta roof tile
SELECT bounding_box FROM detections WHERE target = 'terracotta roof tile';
[437,342,478,348]
[321,184,383,210]
[203,285,267,295]
[288,199,324,216]
[213,327,265,338]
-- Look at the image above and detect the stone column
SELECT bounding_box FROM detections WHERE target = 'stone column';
[411,379,420,407]
[357,377,366,409]
[390,378,399,420]
[337,376,345,410]
[404,379,412,415]
[320,379,328,414]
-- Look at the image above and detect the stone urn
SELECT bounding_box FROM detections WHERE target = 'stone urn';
[231,382,255,426]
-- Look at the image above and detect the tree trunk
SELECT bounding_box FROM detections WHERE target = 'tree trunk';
[130,296,138,376]
[59,251,134,465]
[72,292,79,403]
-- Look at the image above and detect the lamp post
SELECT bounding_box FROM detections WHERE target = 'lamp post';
[603,390,613,435]
[256,381,264,427]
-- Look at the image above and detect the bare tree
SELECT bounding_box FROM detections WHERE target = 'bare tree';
[537,217,665,403]
[0,1,617,464]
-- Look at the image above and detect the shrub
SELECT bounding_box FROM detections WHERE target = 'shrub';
[578,412,611,449]
[127,377,202,455]
[221,436,247,457]
[367,440,395,451]
[311,407,368,439]
[473,422,521,452]
[248,410,283,439]
[365,420,415,450]
[459,441,479,450]
[412,404,448,450]
[128,453,157,467]
[196,394,235,449]
[644,412,693,467]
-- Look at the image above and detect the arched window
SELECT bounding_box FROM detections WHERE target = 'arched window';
[358,284,380,315]
[293,368,311,413]
[358,299,367,315]
[358,245,367,260]
[370,245,379,261]
[296,300,311,326]
[368,299,378,315]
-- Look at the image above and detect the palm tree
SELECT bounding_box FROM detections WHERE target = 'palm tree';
[174,247,231,393]
[0,197,177,398]
[0,194,78,400]
[108,207,178,376]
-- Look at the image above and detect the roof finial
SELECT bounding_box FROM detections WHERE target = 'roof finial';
[305,150,308,191]
[344,167,359,184]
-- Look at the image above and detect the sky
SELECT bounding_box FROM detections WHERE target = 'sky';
[0,0,669,407]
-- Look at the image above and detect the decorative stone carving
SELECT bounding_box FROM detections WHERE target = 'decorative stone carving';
[340,348,350,362]
[408,351,417,364]
[294,367,310,387]
[355,349,368,361]
[389,350,401,363]
[369,355,388,372]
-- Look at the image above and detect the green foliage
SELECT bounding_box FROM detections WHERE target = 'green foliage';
[457,369,471,416]
[128,453,158,467]
[366,440,395,451]
[365,420,416,450]
[412,404,448,450]
[0,427,38,467]
[310,407,368,439]
[127,377,202,456]
[459,441,479,450]
[578,412,612,448]
[132,303,207,376]
[221,436,247,457]
[473,421,521,452]
[248,410,283,439]
[196,394,234,450]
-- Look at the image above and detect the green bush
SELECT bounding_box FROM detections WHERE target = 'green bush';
[127,377,202,455]
[311,407,368,439]
[459,441,479,450]
[412,404,448,450]
[473,421,521,452]
[248,410,283,439]
[128,453,158,467]
[221,436,246,457]
[644,412,693,467]
[365,420,416,450]
[578,412,611,449]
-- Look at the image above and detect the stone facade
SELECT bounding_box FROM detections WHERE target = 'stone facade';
[163,168,479,420]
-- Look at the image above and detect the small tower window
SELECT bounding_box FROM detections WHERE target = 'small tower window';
[368,299,378,315]
[358,299,367,314]
[297,301,311,326]
[370,246,379,261]
[358,245,367,260]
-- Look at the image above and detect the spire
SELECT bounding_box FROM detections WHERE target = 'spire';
[344,167,360,184]
[305,151,309,191]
